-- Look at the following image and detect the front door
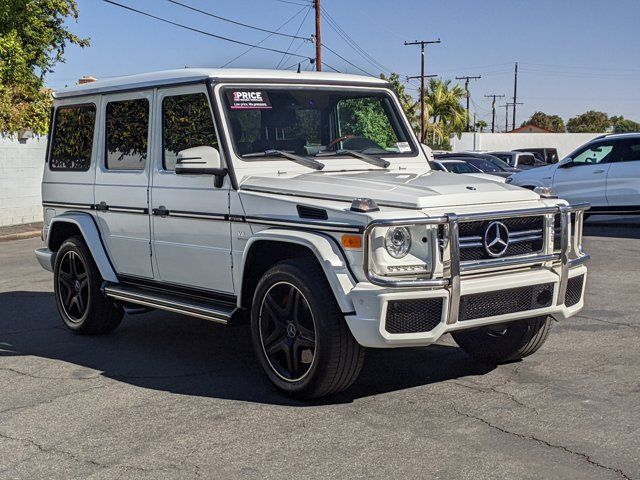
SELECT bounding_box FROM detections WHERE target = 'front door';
[150,85,233,293]
[552,139,619,207]
[94,91,154,278]
[606,138,640,210]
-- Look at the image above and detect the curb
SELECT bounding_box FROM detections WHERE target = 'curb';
[0,230,42,242]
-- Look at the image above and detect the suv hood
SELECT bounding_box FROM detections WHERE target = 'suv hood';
[240,169,539,209]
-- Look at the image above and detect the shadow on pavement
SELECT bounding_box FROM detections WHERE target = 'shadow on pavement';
[0,291,495,406]
[584,216,640,240]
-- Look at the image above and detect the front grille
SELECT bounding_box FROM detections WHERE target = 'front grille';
[459,216,544,262]
[565,275,585,307]
[459,283,554,321]
[385,298,444,334]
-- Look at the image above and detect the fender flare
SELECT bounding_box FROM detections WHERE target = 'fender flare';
[238,229,357,313]
[48,213,118,283]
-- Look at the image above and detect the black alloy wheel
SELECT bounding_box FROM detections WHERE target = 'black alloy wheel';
[57,250,90,322]
[259,282,317,382]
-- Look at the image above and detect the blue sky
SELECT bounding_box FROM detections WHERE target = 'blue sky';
[47,0,640,127]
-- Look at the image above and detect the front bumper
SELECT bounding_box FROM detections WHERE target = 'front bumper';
[346,203,589,348]
[35,247,55,272]
[345,264,586,347]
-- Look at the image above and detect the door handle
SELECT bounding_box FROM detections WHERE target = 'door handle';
[152,206,169,217]
[593,170,605,174]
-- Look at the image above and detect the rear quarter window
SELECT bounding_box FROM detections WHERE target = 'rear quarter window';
[49,105,96,171]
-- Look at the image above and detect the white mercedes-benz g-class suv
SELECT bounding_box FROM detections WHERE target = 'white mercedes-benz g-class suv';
[35,69,589,398]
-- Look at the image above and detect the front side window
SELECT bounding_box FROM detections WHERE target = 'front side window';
[571,142,615,165]
[105,98,149,170]
[620,140,640,162]
[162,93,219,170]
[50,105,96,171]
[222,87,415,160]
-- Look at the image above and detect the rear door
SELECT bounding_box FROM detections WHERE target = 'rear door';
[606,138,640,210]
[552,139,619,207]
[94,91,154,278]
[150,84,233,293]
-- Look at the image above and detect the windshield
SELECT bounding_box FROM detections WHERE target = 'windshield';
[467,158,501,172]
[491,153,515,166]
[222,87,415,159]
[444,162,481,174]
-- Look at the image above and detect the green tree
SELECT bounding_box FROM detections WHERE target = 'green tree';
[421,78,467,146]
[0,0,89,135]
[522,111,565,133]
[566,110,610,133]
[380,73,417,127]
[610,116,640,133]
[475,120,487,133]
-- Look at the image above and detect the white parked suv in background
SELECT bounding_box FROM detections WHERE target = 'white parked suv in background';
[35,69,589,398]
[508,133,640,215]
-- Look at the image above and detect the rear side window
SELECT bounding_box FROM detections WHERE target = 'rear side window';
[162,93,218,170]
[519,154,535,166]
[105,98,149,170]
[50,105,96,171]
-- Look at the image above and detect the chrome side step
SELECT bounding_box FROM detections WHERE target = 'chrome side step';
[103,284,235,325]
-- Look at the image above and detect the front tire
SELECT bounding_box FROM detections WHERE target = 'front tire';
[250,259,365,399]
[452,316,552,364]
[53,236,124,335]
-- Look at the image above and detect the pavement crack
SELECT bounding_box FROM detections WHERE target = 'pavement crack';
[449,403,633,480]
[450,380,540,415]
[575,314,637,329]
[0,385,109,416]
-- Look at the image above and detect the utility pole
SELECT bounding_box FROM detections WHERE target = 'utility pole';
[512,62,518,130]
[500,104,509,132]
[455,75,481,131]
[506,101,523,132]
[404,39,441,142]
[314,0,321,71]
[485,94,505,133]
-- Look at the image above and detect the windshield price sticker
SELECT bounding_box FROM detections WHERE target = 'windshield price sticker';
[396,141,411,152]
[227,90,272,110]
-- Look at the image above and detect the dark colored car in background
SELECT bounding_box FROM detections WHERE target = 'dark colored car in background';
[513,147,559,164]
[489,151,547,170]
[434,152,519,177]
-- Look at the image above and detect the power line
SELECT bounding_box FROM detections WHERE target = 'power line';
[167,0,311,40]
[103,0,312,61]
[276,6,313,68]
[320,6,392,74]
[321,43,374,76]
[222,5,308,67]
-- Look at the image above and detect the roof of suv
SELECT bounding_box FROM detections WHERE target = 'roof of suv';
[53,68,387,99]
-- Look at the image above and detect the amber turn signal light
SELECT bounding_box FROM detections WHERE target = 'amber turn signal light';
[342,234,362,249]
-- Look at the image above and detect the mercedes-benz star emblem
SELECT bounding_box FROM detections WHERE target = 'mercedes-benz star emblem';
[483,221,510,257]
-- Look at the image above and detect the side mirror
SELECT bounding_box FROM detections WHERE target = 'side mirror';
[558,158,573,169]
[175,146,227,187]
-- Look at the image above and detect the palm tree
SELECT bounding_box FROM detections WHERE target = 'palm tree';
[418,78,467,145]
[475,120,488,133]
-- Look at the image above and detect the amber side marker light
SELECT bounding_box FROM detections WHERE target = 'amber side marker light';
[342,234,362,249]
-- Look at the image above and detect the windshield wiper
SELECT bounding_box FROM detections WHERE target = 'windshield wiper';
[316,149,390,168]
[243,149,324,170]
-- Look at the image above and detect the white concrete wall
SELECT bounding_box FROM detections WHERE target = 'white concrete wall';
[451,132,602,159]
[0,136,47,227]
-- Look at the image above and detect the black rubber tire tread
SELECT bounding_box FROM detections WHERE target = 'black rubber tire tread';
[250,258,365,399]
[54,236,124,335]
[452,316,552,364]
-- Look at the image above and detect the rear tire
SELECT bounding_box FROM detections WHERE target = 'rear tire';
[250,258,365,399]
[53,236,124,335]
[452,316,552,364]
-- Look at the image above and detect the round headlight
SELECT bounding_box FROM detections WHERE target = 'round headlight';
[385,226,411,258]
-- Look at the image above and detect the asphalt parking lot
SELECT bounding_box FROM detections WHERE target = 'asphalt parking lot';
[0,219,639,480]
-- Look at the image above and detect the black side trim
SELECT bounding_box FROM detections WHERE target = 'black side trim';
[246,215,364,233]
[588,206,640,215]
[117,274,237,307]
[43,201,95,210]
